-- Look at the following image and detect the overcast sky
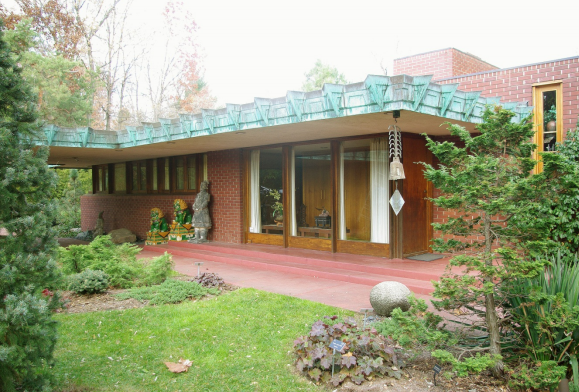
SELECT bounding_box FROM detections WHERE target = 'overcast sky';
[7,0,579,107]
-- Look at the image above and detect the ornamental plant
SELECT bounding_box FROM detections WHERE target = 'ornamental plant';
[293,316,401,386]
[0,20,62,391]
[192,272,225,288]
[421,106,553,376]
[538,127,579,261]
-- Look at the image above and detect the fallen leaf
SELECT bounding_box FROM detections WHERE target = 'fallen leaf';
[165,362,189,373]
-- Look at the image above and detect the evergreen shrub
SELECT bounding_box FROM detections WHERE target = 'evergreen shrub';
[58,236,173,288]
[68,270,109,294]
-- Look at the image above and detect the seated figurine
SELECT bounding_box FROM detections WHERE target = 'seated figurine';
[173,199,192,225]
[150,208,169,232]
[169,199,194,241]
[146,208,170,245]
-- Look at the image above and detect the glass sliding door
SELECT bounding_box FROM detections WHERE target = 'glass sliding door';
[259,148,283,235]
[337,138,390,257]
[248,148,284,242]
[340,140,372,242]
[291,143,333,247]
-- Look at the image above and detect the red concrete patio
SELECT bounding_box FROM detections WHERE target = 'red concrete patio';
[141,241,451,312]
[58,238,451,312]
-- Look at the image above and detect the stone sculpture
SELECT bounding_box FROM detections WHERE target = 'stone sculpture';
[369,281,411,316]
[146,208,170,245]
[189,181,212,243]
[93,211,105,237]
[169,199,194,241]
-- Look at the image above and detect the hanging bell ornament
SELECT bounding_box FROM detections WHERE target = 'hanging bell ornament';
[389,157,406,180]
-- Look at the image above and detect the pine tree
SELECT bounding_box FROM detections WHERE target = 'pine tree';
[0,20,61,391]
[422,106,551,375]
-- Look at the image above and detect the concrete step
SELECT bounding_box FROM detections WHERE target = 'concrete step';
[144,242,437,295]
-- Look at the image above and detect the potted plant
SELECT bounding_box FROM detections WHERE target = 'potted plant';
[544,105,557,133]
[269,189,283,225]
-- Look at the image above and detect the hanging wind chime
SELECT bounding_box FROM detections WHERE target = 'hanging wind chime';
[388,112,405,215]
[388,125,405,181]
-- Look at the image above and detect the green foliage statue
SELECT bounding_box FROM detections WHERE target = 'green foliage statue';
[421,106,552,376]
[173,199,192,225]
[150,208,169,232]
[0,21,62,391]
[146,208,170,245]
[169,199,194,241]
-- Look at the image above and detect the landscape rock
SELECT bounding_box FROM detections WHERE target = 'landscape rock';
[369,281,411,316]
[108,228,136,244]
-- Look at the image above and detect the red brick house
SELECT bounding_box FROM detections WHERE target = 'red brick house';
[40,48,579,259]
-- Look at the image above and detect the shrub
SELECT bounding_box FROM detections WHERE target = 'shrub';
[68,270,110,294]
[141,253,174,286]
[503,252,579,390]
[57,236,173,288]
[540,128,579,260]
[115,279,219,305]
[293,316,400,386]
[431,349,502,378]
[374,295,456,350]
[505,252,579,363]
[192,272,225,288]
[508,361,567,391]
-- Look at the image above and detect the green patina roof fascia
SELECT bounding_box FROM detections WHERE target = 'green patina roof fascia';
[33,74,532,149]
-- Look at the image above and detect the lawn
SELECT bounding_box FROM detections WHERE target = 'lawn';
[54,288,352,391]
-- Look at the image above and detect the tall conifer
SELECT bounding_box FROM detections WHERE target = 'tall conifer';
[0,20,61,391]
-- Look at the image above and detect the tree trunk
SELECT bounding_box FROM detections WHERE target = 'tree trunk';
[484,213,504,376]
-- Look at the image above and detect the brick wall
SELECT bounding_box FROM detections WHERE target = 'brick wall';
[206,149,244,244]
[393,48,498,80]
[81,148,245,243]
[430,57,579,246]
[436,57,579,132]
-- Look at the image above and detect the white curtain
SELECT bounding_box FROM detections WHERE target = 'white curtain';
[290,148,297,236]
[250,150,261,234]
[370,138,389,243]
[339,143,347,240]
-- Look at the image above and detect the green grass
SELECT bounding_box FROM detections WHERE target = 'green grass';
[53,288,352,391]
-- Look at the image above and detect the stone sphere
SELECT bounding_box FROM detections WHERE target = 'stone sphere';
[369,281,411,316]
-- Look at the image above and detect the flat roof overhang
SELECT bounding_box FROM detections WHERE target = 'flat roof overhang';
[46,110,479,168]
[38,74,532,168]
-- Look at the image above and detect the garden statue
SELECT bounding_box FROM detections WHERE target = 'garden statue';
[146,208,170,245]
[93,211,105,237]
[189,181,212,243]
[169,199,194,241]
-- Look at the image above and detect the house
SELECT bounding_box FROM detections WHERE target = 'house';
[38,48,579,259]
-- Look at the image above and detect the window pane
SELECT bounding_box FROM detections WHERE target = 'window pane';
[259,148,283,235]
[342,140,371,242]
[293,143,331,238]
[542,90,557,152]
[115,163,126,192]
[104,168,108,191]
[132,164,138,191]
[175,157,184,190]
[187,157,196,190]
[152,160,158,191]
[164,158,170,190]
[140,163,146,191]
[98,167,103,191]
